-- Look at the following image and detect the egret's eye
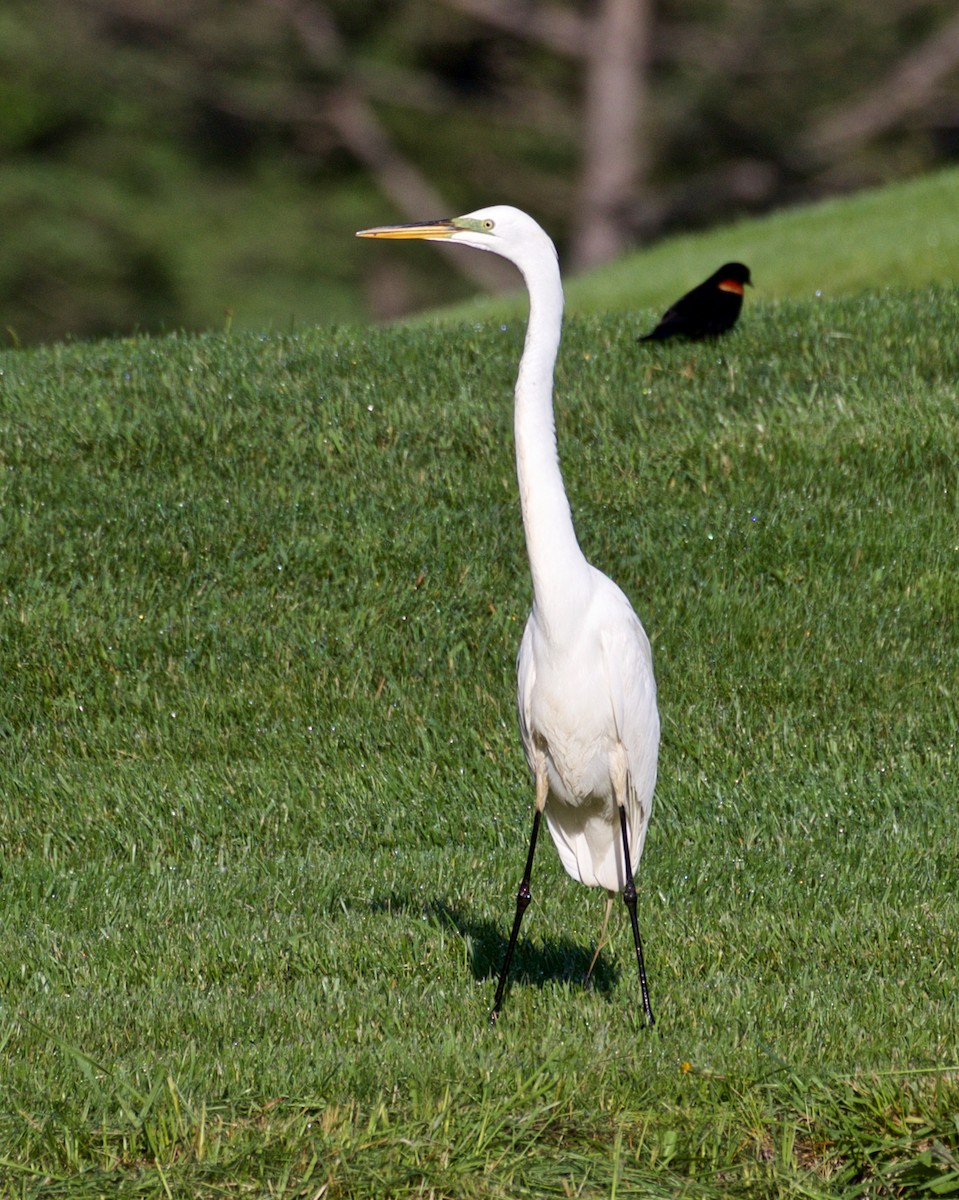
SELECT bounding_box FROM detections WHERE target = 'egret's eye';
[483,219,495,231]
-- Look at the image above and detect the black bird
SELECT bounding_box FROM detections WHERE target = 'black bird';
[639,262,752,341]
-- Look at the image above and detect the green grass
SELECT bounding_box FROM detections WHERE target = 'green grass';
[424,165,959,325]
[2,216,959,1193]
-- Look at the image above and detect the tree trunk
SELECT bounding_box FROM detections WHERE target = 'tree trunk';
[570,0,650,269]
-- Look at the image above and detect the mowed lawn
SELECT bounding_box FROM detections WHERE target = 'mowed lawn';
[2,197,959,1195]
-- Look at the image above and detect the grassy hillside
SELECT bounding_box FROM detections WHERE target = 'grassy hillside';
[416,165,959,325]
[1,190,959,1195]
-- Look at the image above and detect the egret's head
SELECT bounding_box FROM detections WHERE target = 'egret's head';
[357,205,554,271]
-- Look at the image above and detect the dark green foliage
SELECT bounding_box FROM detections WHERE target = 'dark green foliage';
[4,0,959,344]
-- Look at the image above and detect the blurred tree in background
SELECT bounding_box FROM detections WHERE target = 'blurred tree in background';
[2,0,959,343]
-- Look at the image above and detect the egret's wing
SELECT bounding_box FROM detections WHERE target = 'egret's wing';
[515,613,537,776]
[598,592,657,741]
[598,588,660,867]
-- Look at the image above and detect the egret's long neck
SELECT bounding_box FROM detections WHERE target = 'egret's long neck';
[514,250,591,634]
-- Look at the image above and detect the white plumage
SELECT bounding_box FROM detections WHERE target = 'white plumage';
[357,206,659,1024]
[518,577,658,892]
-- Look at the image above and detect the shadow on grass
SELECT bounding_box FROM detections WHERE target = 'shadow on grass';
[370,893,620,997]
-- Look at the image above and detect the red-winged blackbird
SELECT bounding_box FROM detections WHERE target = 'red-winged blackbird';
[639,262,752,341]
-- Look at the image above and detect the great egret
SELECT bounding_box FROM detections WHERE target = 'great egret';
[640,262,752,341]
[357,206,659,1025]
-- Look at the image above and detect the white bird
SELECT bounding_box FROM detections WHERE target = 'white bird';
[356,206,659,1025]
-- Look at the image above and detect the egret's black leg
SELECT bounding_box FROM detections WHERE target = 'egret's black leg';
[619,804,655,1026]
[489,807,542,1024]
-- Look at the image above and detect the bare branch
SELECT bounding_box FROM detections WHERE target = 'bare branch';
[805,9,959,158]
[324,88,509,291]
[260,0,343,67]
[440,0,590,59]
[268,0,515,293]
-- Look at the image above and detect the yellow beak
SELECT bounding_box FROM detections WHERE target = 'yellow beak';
[356,220,456,241]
